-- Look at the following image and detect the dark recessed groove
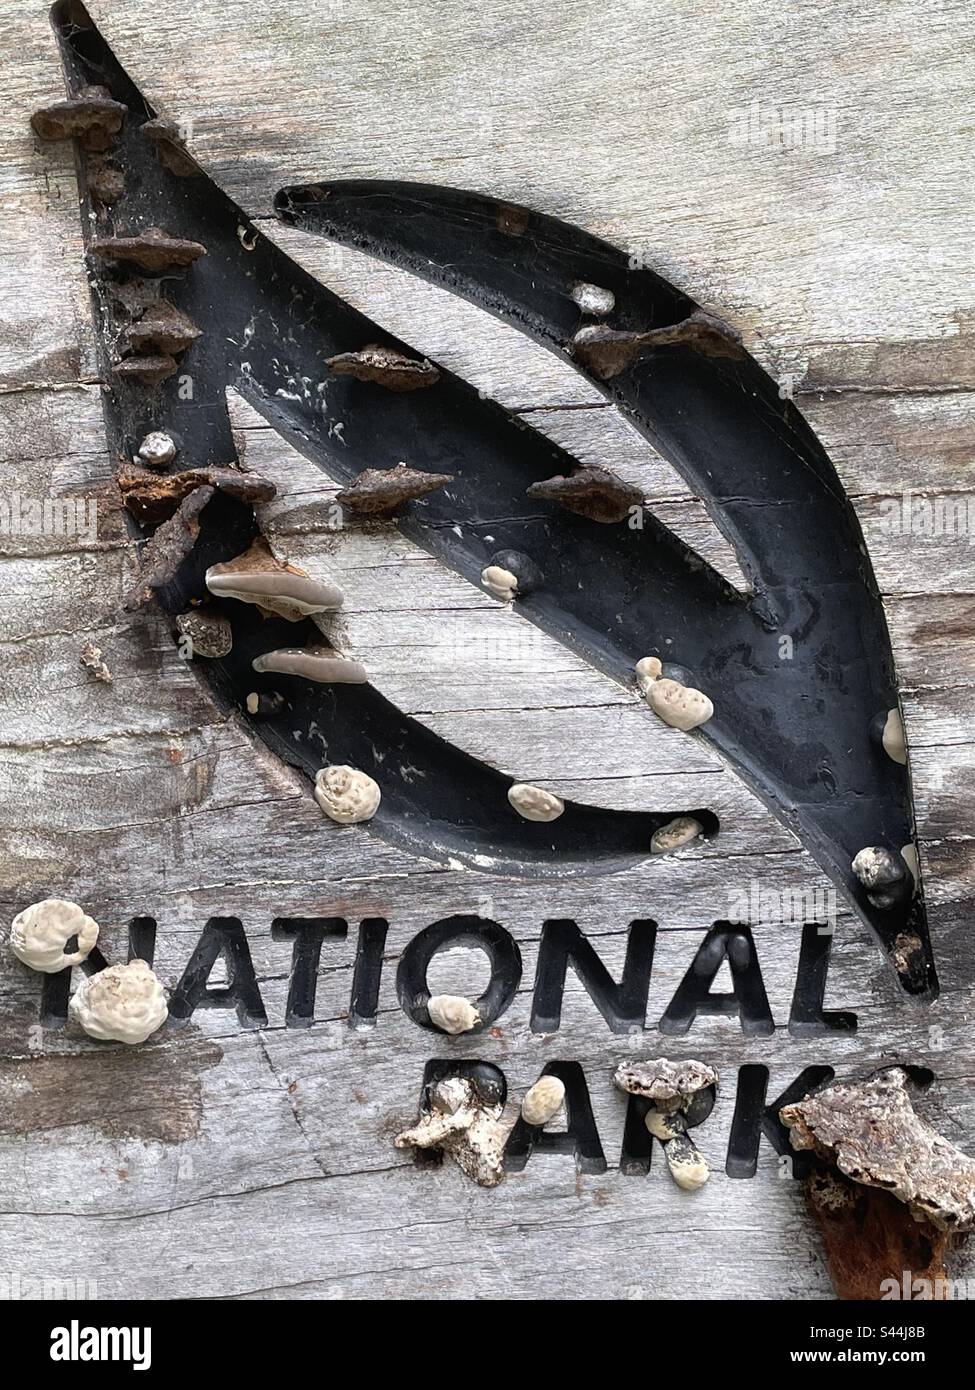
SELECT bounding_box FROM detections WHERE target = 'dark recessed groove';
[48,0,719,881]
[270,179,934,998]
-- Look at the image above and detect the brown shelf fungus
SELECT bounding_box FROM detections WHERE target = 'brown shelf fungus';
[781,1069,975,1300]
[526,466,643,524]
[124,301,202,356]
[89,228,207,273]
[325,344,441,391]
[113,354,178,387]
[123,485,215,611]
[30,84,126,150]
[394,1075,507,1187]
[69,959,168,1045]
[9,898,99,974]
[206,537,343,621]
[119,465,276,526]
[571,309,744,381]
[252,645,368,684]
[335,463,454,518]
[314,765,381,824]
[140,117,201,177]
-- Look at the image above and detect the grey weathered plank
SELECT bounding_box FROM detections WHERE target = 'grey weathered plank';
[0,0,973,1303]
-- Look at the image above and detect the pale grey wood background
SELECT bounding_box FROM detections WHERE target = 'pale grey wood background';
[0,0,972,1299]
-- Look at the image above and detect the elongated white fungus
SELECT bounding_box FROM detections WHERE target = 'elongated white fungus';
[647,677,713,731]
[882,708,908,765]
[507,783,565,822]
[522,1075,566,1126]
[664,1133,711,1191]
[253,646,367,683]
[651,815,703,854]
[206,537,343,621]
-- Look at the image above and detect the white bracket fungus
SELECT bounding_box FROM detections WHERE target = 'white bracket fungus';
[206,537,343,621]
[650,815,703,854]
[252,646,367,683]
[9,898,99,973]
[481,564,519,602]
[647,677,714,731]
[427,994,481,1034]
[569,281,616,316]
[136,430,177,469]
[507,783,565,822]
[635,655,662,695]
[616,1057,717,1193]
[882,708,908,765]
[521,1075,566,1126]
[394,1076,507,1187]
[314,765,381,823]
[68,959,168,1044]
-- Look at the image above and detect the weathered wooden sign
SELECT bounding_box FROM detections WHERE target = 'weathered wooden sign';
[1,0,973,1304]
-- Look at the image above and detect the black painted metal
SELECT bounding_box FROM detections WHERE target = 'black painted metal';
[44,1,933,994]
[48,1,715,879]
[275,179,934,998]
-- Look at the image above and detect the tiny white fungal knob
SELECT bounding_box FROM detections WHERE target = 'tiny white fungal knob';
[650,815,703,855]
[645,1108,686,1142]
[314,765,381,824]
[521,1075,566,1126]
[9,898,99,973]
[68,959,168,1044]
[570,281,616,316]
[635,656,662,694]
[507,783,565,822]
[647,678,713,731]
[481,564,519,602]
[664,1133,710,1191]
[882,708,907,765]
[427,993,481,1034]
[137,431,177,468]
[900,843,919,885]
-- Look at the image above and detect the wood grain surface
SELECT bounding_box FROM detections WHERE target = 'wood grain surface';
[0,0,972,1300]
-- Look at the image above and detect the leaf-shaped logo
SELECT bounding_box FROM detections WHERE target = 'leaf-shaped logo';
[36,0,933,999]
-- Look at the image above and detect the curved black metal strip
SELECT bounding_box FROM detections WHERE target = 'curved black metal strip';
[274,180,934,997]
[46,1,717,878]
